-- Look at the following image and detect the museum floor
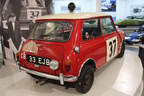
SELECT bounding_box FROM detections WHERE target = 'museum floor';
[0,45,143,96]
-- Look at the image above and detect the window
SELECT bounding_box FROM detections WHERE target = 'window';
[29,21,73,42]
[101,17,115,35]
[82,19,101,41]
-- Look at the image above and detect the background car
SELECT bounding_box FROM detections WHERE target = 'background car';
[125,25,144,44]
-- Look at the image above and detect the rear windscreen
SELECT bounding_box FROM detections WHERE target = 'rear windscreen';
[29,21,73,42]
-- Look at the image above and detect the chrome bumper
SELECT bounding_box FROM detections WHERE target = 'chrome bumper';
[20,67,77,85]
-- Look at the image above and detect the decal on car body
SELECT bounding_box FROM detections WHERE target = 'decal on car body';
[106,36,118,62]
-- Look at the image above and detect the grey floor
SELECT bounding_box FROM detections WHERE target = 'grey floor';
[0,44,143,96]
[125,45,144,96]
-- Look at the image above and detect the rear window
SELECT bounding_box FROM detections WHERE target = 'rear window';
[29,21,73,42]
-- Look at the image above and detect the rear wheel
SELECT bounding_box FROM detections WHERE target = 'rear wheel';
[117,41,125,58]
[75,65,94,93]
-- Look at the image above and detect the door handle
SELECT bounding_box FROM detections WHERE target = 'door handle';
[105,38,109,40]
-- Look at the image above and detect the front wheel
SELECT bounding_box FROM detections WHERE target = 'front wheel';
[75,65,94,93]
[117,41,125,58]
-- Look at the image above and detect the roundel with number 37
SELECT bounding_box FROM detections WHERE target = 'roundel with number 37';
[106,36,118,62]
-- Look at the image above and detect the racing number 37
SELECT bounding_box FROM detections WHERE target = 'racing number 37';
[109,39,116,57]
[106,36,118,62]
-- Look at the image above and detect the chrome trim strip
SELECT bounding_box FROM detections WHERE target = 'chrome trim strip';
[21,67,60,80]
[59,73,64,85]
[20,67,77,85]
[64,76,77,82]
[78,58,96,76]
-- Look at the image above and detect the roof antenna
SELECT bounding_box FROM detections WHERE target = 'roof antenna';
[68,2,76,13]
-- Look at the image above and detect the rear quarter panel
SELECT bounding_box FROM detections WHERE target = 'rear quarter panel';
[76,19,106,76]
[116,29,125,54]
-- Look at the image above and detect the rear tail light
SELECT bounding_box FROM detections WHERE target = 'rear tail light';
[65,60,71,72]
[21,52,26,59]
[16,52,19,61]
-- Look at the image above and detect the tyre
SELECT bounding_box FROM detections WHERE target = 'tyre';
[117,41,125,58]
[75,65,94,93]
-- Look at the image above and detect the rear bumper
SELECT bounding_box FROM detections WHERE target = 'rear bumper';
[20,66,77,85]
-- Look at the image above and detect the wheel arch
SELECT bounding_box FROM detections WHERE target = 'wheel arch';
[119,40,125,52]
[78,58,96,77]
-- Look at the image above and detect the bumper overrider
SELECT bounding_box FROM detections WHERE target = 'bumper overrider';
[20,66,77,85]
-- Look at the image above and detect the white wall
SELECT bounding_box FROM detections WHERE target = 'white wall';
[53,0,144,21]
[116,0,144,20]
[53,0,96,13]
[116,0,128,20]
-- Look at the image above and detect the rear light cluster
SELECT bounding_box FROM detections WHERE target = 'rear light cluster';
[16,52,19,61]
[21,52,26,59]
[16,52,26,61]
[65,60,71,72]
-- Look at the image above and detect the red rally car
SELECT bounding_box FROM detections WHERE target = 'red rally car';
[17,13,125,93]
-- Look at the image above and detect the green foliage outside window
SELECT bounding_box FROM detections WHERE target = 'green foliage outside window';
[116,19,144,27]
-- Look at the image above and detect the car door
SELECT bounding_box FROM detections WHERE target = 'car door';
[100,17,118,62]
[79,18,106,68]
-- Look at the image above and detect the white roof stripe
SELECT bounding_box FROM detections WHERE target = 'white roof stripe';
[36,13,110,20]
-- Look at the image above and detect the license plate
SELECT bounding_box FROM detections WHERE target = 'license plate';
[26,55,50,66]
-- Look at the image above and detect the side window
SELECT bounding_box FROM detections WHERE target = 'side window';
[82,19,101,41]
[101,17,115,35]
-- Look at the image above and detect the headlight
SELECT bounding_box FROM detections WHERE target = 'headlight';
[49,60,59,71]
[125,36,131,39]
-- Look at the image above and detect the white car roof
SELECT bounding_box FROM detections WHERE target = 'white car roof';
[36,13,110,20]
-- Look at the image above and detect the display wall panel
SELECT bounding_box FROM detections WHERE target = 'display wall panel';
[53,0,96,13]
[1,0,53,62]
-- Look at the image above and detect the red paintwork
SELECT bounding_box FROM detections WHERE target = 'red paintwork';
[18,15,124,79]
